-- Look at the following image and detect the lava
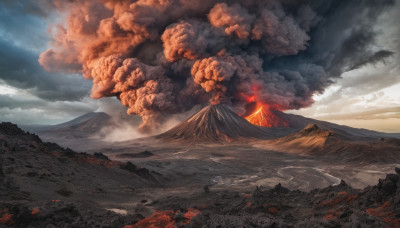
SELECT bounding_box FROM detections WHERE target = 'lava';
[128,208,201,228]
[244,104,289,128]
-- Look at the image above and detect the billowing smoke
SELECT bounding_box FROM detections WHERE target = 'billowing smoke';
[39,0,395,133]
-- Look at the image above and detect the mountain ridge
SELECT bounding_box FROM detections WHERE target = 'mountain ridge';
[262,123,400,163]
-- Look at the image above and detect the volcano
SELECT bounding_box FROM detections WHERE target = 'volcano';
[245,105,289,127]
[157,105,279,142]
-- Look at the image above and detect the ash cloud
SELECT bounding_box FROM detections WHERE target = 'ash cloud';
[38,0,395,133]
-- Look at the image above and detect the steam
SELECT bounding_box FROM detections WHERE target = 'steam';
[39,0,394,133]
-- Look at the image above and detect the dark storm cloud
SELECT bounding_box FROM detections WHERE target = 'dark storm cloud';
[0,39,91,102]
[0,1,51,51]
[303,0,396,76]
[0,0,92,102]
[349,50,395,70]
[0,94,46,109]
[0,0,104,125]
[0,94,98,125]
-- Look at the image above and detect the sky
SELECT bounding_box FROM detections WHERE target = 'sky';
[0,0,399,133]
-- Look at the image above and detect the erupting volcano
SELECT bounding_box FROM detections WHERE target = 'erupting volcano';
[245,104,289,128]
[157,105,276,142]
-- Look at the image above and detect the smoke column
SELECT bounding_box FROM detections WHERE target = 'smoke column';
[39,0,394,133]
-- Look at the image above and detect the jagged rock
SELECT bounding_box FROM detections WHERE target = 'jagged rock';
[0,122,26,136]
[272,183,289,194]
[378,178,397,194]
[395,167,400,175]
[120,162,137,172]
[300,123,334,137]
[93,152,110,160]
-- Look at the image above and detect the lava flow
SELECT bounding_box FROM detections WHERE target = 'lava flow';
[245,104,289,128]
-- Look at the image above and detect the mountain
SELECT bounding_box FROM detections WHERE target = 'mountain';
[18,112,119,152]
[263,123,400,163]
[36,112,113,138]
[20,112,115,139]
[274,111,400,139]
[157,105,293,142]
[244,105,289,127]
[156,104,400,143]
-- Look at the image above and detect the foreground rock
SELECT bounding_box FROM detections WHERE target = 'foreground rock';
[0,122,161,227]
[150,170,400,227]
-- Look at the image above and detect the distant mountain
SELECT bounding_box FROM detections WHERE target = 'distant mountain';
[275,111,400,139]
[263,123,400,163]
[157,105,293,142]
[27,112,114,139]
[47,112,111,129]
[19,112,149,152]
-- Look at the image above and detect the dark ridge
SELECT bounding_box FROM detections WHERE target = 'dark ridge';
[298,123,335,137]
[0,122,28,136]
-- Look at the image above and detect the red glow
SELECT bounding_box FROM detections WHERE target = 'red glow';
[130,208,201,228]
[0,209,14,226]
[31,208,40,215]
[246,95,256,103]
[182,208,200,225]
[244,103,288,128]
[132,211,176,228]
[366,201,400,227]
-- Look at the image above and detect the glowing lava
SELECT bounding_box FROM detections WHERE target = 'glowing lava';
[245,104,289,128]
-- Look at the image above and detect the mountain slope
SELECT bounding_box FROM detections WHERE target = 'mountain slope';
[37,112,113,137]
[275,111,400,139]
[157,105,291,142]
[0,122,162,226]
[263,123,400,163]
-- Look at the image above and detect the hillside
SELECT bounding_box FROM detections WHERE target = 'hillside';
[262,123,400,163]
[0,122,161,227]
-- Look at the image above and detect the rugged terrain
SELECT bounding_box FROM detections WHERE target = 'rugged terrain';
[3,105,400,227]
[1,122,400,227]
[0,122,162,227]
[261,123,400,163]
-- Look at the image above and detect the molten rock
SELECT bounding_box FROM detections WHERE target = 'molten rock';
[244,105,289,128]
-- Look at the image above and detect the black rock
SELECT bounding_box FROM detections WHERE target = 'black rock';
[378,178,397,195]
[120,162,137,172]
[387,174,399,183]
[395,167,400,175]
[93,152,110,160]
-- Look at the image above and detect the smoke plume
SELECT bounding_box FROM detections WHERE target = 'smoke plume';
[39,0,395,133]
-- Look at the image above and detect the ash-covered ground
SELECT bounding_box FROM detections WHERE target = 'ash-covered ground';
[2,120,400,227]
[100,138,399,192]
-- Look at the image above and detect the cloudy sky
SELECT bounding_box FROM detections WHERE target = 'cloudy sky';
[288,1,400,132]
[0,0,399,133]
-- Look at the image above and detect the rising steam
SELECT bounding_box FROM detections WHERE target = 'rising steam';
[39,0,393,133]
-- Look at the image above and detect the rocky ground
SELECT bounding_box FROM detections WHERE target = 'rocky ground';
[1,122,400,227]
[149,172,400,227]
[0,122,161,227]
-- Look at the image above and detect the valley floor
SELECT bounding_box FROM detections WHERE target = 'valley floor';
[70,136,400,192]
